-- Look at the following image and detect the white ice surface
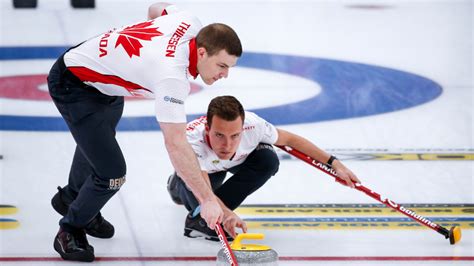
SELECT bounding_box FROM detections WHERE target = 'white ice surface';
[0,0,472,265]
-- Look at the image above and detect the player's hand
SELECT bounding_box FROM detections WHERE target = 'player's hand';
[332,160,360,188]
[223,211,248,238]
[200,197,224,230]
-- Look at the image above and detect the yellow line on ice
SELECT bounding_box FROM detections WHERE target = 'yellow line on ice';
[0,221,20,230]
[246,221,473,230]
[0,206,18,215]
[236,207,473,216]
[372,153,474,160]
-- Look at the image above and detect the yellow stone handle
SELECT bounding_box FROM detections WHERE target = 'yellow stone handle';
[231,233,270,251]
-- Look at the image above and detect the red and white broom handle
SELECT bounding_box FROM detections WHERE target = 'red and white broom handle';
[275,145,452,239]
[215,223,239,266]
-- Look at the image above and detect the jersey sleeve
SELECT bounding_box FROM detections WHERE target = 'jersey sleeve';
[154,78,190,123]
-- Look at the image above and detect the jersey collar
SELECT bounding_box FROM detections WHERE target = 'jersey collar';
[188,38,198,79]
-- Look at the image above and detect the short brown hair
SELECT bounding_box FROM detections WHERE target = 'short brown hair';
[196,23,242,57]
[207,96,245,128]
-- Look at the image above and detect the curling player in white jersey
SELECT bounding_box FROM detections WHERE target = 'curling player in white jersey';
[48,3,242,262]
[167,96,361,241]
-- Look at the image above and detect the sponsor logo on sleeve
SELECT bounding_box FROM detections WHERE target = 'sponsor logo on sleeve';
[164,96,184,105]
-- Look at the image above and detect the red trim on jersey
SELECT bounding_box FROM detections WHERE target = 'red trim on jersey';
[186,116,206,131]
[188,38,198,79]
[67,66,152,94]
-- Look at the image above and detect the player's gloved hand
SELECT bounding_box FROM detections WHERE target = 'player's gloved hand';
[200,197,224,230]
[332,160,361,188]
[223,211,248,238]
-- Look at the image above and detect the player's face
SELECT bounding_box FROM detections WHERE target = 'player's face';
[206,115,243,160]
[197,48,238,85]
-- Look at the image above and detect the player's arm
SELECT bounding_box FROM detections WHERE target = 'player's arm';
[274,128,361,188]
[200,171,229,216]
[220,198,247,238]
[201,171,248,237]
[160,122,223,229]
[148,2,172,20]
[200,170,211,188]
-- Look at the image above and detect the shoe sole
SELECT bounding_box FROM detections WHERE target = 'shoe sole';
[184,228,233,242]
[53,237,95,262]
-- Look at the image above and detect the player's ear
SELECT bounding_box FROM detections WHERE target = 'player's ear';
[197,47,207,58]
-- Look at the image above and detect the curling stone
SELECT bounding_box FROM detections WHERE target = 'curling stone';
[217,233,278,266]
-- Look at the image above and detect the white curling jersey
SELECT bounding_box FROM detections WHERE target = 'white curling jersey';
[63,5,202,123]
[186,111,279,173]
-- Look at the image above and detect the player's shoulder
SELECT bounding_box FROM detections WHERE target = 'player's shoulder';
[241,111,264,132]
[244,111,267,125]
[162,6,202,27]
[186,119,208,156]
[244,111,258,120]
[186,116,207,136]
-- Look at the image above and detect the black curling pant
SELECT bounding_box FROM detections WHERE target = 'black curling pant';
[48,54,126,232]
[175,143,280,212]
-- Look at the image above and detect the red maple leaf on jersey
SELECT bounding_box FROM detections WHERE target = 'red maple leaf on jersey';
[115,21,163,58]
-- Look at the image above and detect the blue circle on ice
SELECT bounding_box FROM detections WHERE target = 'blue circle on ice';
[0,47,442,131]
